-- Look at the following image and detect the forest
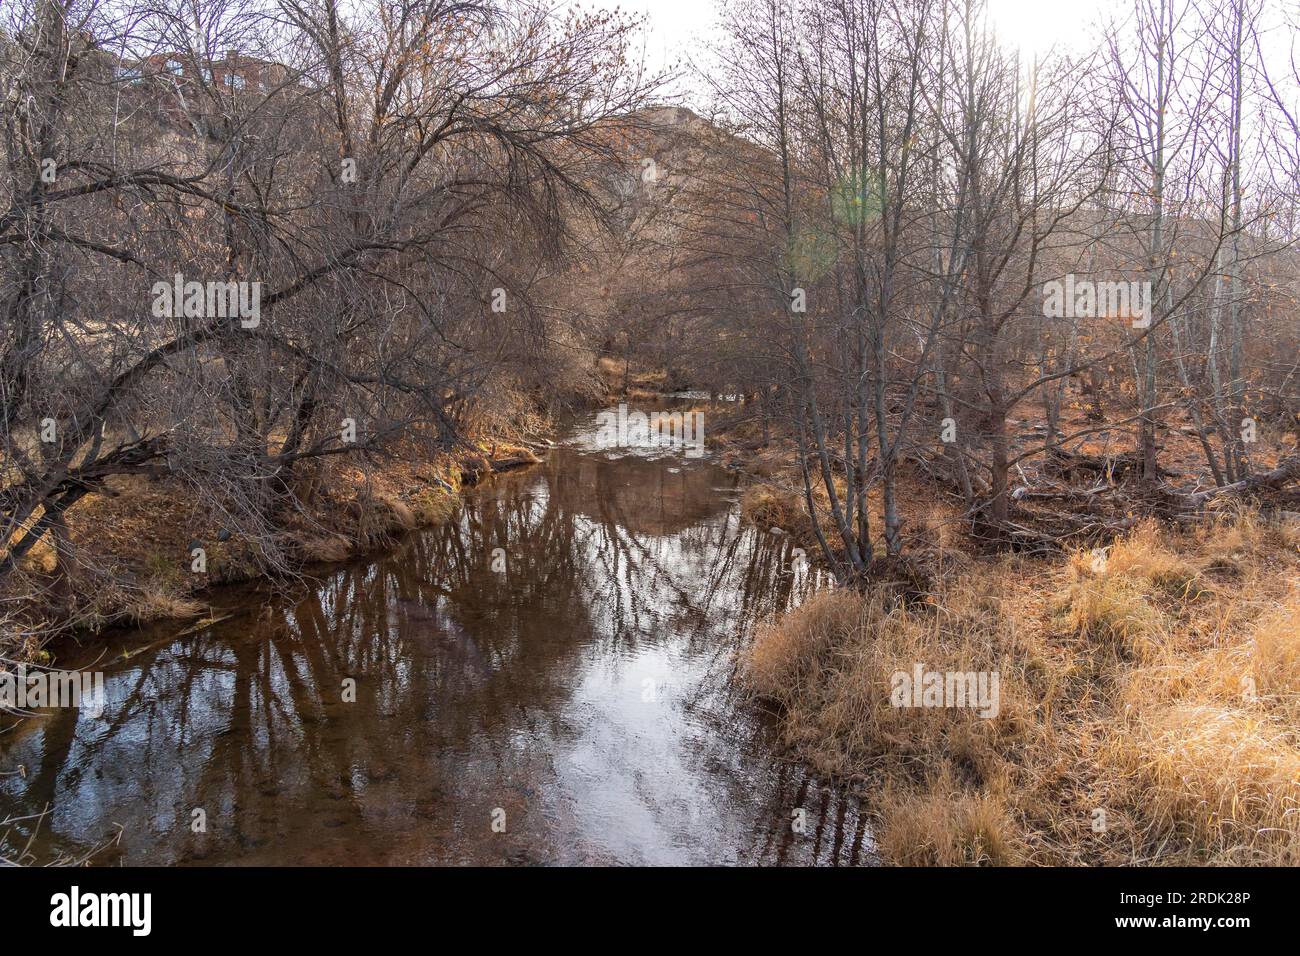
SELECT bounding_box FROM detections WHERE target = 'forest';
[2,0,1299,869]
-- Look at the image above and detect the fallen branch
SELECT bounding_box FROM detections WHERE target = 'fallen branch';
[1176,455,1300,507]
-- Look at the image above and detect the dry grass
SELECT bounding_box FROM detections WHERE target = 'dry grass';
[596,355,667,396]
[742,509,1300,865]
[745,590,862,703]
[1110,702,1300,863]
[1253,602,1300,706]
[125,586,206,625]
[1104,520,1202,596]
[292,533,354,564]
[876,776,1025,866]
[740,483,813,541]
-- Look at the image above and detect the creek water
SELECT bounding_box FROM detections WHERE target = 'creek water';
[0,405,872,865]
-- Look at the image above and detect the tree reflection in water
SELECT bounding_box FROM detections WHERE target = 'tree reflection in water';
[1,412,872,865]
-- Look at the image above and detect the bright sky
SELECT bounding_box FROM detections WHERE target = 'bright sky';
[564,0,718,92]
[565,0,1297,118]
[565,0,1115,105]
[985,0,1112,58]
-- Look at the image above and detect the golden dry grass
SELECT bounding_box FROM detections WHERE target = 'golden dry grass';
[292,533,354,564]
[876,776,1025,866]
[1253,602,1300,706]
[737,469,894,552]
[125,586,206,625]
[745,589,862,703]
[740,483,814,541]
[742,510,1300,865]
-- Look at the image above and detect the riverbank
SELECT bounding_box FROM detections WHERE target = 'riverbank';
[2,370,696,665]
[740,511,1300,865]
[700,403,1300,865]
[2,433,545,666]
[676,393,1300,865]
[9,387,1298,867]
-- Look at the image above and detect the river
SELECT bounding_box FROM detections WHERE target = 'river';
[0,404,871,865]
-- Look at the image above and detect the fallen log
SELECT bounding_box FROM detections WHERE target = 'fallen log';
[1011,483,1111,503]
[1045,447,1150,481]
[1177,455,1300,507]
[459,450,542,486]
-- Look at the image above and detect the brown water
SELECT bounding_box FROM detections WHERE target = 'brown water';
[0,406,871,865]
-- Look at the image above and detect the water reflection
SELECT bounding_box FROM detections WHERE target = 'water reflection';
[0,409,871,865]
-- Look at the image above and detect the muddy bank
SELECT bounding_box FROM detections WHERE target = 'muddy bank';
[2,435,545,666]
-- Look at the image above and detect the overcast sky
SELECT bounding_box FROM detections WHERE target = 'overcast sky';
[564,0,1296,115]
[566,0,1112,99]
